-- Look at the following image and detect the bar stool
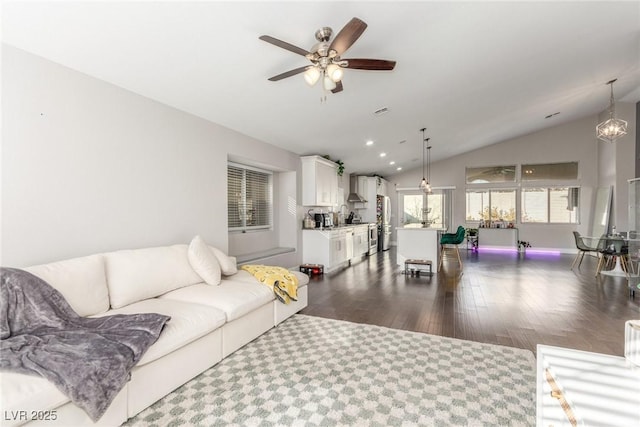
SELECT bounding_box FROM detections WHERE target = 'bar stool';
[438,226,465,271]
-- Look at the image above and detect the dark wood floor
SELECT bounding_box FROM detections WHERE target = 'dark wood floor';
[300,246,640,357]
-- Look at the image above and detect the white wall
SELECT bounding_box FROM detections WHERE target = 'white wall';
[1,45,302,267]
[387,115,604,251]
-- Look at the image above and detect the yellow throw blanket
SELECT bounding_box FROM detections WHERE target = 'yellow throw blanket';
[241,265,298,304]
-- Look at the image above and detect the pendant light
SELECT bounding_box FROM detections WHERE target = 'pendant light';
[596,79,628,143]
[426,141,432,194]
[419,128,432,194]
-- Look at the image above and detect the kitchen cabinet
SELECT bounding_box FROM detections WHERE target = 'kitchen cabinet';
[302,225,369,273]
[301,155,338,207]
[355,177,379,223]
[353,176,389,206]
[352,225,369,260]
[329,231,345,267]
[376,176,389,197]
[303,228,349,273]
[344,228,354,261]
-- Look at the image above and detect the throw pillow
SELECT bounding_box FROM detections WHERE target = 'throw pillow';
[188,236,222,285]
[209,246,238,276]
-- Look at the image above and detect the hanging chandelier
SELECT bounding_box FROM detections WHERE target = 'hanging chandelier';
[419,128,432,194]
[596,79,627,143]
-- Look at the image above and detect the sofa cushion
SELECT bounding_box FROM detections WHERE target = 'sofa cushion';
[104,245,203,309]
[188,236,221,285]
[160,280,274,322]
[98,298,225,366]
[1,372,69,423]
[25,254,109,316]
[209,246,238,276]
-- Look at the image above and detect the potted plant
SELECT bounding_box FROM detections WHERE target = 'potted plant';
[517,240,531,253]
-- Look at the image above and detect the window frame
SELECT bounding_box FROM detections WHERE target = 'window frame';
[521,162,579,182]
[227,161,273,232]
[465,188,517,224]
[398,188,452,230]
[520,186,580,224]
[465,165,517,184]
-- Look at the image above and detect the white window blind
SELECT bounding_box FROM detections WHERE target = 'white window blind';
[521,187,579,224]
[227,163,272,231]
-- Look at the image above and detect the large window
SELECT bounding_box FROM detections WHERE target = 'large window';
[521,187,578,224]
[401,190,449,229]
[227,162,272,231]
[466,189,516,222]
[521,162,578,181]
[466,165,516,184]
[465,161,580,225]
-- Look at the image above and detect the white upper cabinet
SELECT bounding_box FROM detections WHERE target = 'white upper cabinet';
[301,155,338,207]
[376,177,389,196]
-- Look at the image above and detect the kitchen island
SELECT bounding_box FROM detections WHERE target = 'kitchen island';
[396,227,444,273]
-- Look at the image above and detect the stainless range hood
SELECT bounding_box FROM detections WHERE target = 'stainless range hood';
[347,174,367,203]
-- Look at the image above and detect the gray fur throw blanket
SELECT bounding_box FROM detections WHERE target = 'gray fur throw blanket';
[0,267,170,421]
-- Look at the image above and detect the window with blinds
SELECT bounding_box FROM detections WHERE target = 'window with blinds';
[227,162,272,231]
[521,187,579,224]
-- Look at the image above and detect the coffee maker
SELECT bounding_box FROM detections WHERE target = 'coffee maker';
[314,213,333,228]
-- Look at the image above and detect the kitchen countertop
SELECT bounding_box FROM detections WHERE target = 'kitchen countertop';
[396,226,447,231]
[303,223,373,231]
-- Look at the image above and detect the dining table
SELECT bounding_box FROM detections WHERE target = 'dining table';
[582,235,639,277]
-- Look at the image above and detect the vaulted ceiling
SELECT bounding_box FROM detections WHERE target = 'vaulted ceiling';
[3,1,639,177]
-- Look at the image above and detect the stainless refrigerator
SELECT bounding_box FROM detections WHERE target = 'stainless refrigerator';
[377,195,391,251]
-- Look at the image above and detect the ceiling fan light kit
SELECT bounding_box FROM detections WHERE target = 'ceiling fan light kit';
[596,78,628,143]
[260,17,396,96]
[326,63,344,82]
[323,74,337,91]
[303,67,321,86]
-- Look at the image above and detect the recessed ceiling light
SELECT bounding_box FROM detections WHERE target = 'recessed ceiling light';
[366,140,374,146]
[380,152,387,157]
[397,167,402,171]
[389,161,395,165]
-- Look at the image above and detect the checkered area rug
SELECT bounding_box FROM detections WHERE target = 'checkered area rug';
[123,315,535,426]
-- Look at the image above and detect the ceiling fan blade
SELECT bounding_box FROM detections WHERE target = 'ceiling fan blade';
[267,66,310,81]
[259,35,310,57]
[329,17,368,56]
[331,80,344,94]
[343,58,396,71]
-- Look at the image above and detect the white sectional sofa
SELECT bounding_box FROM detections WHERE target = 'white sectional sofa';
[1,240,309,426]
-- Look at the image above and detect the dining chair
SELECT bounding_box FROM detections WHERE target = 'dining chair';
[596,235,628,275]
[438,225,466,271]
[571,231,600,270]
